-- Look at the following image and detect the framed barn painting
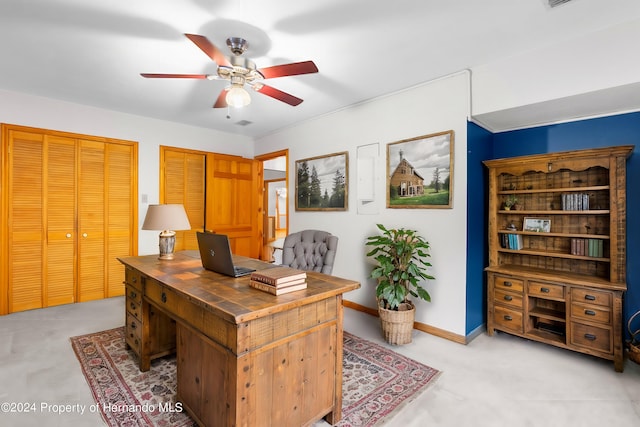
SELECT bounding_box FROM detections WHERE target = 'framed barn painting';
[295,151,348,211]
[386,130,454,209]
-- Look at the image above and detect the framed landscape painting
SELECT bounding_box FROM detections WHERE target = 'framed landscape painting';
[386,130,454,209]
[295,151,348,211]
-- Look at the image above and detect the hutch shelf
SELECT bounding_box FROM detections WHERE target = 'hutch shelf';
[484,145,633,372]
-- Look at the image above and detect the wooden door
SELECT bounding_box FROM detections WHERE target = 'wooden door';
[160,147,205,251]
[205,153,262,258]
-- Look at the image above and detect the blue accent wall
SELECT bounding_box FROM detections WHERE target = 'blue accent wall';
[466,122,493,335]
[468,112,640,339]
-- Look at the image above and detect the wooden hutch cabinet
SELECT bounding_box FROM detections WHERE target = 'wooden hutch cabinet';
[484,146,633,372]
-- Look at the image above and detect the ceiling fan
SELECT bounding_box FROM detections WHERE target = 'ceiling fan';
[141,34,319,109]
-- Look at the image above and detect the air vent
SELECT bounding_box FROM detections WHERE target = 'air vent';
[235,120,252,126]
[548,0,574,8]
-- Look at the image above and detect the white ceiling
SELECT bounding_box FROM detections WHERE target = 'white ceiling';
[1,0,639,138]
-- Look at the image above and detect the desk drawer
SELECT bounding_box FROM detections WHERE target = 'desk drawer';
[126,297,142,321]
[146,278,205,331]
[126,284,142,305]
[125,312,142,356]
[125,267,142,292]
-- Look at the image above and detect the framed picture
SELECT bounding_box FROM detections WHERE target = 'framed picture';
[523,217,551,233]
[387,130,454,208]
[295,151,348,211]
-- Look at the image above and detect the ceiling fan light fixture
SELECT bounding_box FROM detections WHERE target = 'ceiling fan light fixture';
[226,85,251,108]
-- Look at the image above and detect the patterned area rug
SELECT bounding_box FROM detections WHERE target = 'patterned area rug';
[70,327,440,427]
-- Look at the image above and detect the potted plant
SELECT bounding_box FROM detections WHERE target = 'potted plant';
[365,224,435,344]
[504,194,518,210]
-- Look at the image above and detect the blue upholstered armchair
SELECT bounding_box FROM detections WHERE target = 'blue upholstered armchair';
[281,230,338,275]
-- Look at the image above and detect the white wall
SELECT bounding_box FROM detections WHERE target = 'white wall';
[255,73,470,336]
[472,18,640,116]
[0,89,254,255]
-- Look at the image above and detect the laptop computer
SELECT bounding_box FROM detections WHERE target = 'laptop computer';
[196,232,255,277]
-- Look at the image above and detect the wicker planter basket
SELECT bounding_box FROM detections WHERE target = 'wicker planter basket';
[378,302,415,345]
[628,310,640,365]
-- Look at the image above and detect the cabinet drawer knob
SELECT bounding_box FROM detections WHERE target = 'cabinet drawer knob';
[584,333,597,341]
[66,233,72,238]
[161,292,167,303]
[503,315,513,321]
[540,287,550,293]
[503,295,513,301]
[503,281,512,287]
[584,295,596,301]
[129,291,137,298]
[130,322,136,330]
[584,309,596,316]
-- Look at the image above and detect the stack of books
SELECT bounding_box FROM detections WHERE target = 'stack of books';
[249,267,307,295]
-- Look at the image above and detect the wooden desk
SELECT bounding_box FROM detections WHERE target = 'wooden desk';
[118,251,359,427]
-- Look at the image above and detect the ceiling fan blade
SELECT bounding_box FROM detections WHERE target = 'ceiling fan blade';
[258,61,318,79]
[140,73,209,79]
[254,84,303,106]
[213,89,228,108]
[184,34,231,67]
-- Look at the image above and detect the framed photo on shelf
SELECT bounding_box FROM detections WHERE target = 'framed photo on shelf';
[295,151,348,211]
[523,217,551,233]
[386,130,454,209]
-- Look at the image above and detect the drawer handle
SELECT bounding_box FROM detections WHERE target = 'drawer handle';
[503,295,513,301]
[503,315,513,321]
[130,302,136,310]
[161,292,167,303]
[130,322,136,330]
[503,281,512,287]
[129,291,137,298]
[132,277,137,283]
[584,333,597,341]
[584,295,596,301]
[584,309,596,316]
[540,287,550,293]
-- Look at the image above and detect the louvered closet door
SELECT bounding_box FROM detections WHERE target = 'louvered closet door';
[105,142,136,297]
[6,131,76,312]
[7,131,46,312]
[77,140,106,302]
[45,135,77,306]
[161,148,205,251]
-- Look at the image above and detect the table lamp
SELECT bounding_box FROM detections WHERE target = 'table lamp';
[142,204,191,260]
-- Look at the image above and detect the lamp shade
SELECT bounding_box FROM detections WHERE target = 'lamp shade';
[142,204,191,231]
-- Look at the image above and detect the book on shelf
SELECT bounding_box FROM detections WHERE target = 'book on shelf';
[249,279,307,295]
[499,232,523,250]
[570,238,603,257]
[561,193,590,211]
[250,266,307,286]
